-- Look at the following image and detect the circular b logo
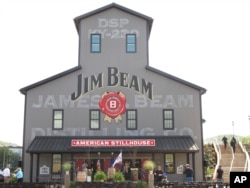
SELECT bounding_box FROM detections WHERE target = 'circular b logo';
[99,92,126,119]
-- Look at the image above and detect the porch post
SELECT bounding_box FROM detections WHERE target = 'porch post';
[30,154,33,182]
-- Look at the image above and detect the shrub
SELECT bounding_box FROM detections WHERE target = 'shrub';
[113,171,125,182]
[136,181,148,188]
[69,181,77,188]
[63,162,71,171]
[9,175,17,183]
[206,167,214,175]
[94,170,107,182]
[143,160,155,171]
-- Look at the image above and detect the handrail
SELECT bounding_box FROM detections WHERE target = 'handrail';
[239,141,250,172]
[229,145,234,172]
[212,141,221,180]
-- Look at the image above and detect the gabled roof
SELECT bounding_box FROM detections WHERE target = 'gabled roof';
[146,65,206,94]
[20,65,206,95]
[26,135,199,154]
[74,3,153,34]
[19,3,206,95]
[19,66,81,95]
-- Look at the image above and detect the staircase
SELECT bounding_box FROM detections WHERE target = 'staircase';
[218,145,232,183]
[218,144,247,183]
[231,145,246,171]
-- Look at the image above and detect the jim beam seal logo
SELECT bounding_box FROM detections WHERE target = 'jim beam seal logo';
[99,92,126,123]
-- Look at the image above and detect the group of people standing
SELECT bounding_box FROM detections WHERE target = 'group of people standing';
[0,165,23,183]
[222,136,237,153]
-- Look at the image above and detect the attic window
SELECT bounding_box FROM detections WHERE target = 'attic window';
[126,34,136,53]
[91,34,101,53]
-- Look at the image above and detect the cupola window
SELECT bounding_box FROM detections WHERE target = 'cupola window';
[126,34,136,53]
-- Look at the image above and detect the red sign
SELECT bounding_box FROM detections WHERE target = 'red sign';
[99,92,126,119]
[71,139,155,147]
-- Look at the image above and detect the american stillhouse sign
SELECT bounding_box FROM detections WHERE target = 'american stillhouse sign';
[71,139,156,147]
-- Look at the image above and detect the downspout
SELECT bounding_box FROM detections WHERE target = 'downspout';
[199,90,206,181]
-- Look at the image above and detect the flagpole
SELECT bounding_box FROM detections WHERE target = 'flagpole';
[232,121,234,137]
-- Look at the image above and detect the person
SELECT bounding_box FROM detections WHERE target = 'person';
[82,160,88,172]
[123,165,131,181]
[230,137,236,153]
[15,168,23,183]
[154,165,163,185]
[216,165,223,183]
[222,136,228,149]
[3,165,10,183]
[96,159,101,171]
[140,168,148,182]
[183,164,194,182]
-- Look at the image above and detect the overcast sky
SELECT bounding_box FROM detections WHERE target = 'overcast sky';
[1,0,250,146]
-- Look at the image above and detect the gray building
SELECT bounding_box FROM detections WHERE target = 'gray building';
[20,3,206,183]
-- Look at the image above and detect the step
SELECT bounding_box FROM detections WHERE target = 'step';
[231,167,245,171]
[216,143,247,183]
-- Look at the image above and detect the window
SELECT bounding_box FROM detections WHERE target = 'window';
[52,154,61,173]
[53,110,63,130]
[163,109,174,129]
[90,110,100,129]
[126,110,137,129]
[91,34,101,53]
[126,34,136,53]
[165,154,175,173]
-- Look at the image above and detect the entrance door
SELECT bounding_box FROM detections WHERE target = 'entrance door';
[75,159,84,171]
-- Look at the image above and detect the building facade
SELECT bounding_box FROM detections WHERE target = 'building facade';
[20,3,206,183]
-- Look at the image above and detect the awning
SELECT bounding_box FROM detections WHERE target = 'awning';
[26,135,199,154]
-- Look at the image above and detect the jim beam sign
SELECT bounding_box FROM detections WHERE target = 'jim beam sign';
[99,91,126,123]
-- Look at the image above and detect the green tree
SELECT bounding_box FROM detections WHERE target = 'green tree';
[0,147,21,171]
[241,136,250,144]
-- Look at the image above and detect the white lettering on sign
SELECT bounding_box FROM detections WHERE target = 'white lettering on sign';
[71,139,155,147]
[32,94,194,108]
[88,18,139,39]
